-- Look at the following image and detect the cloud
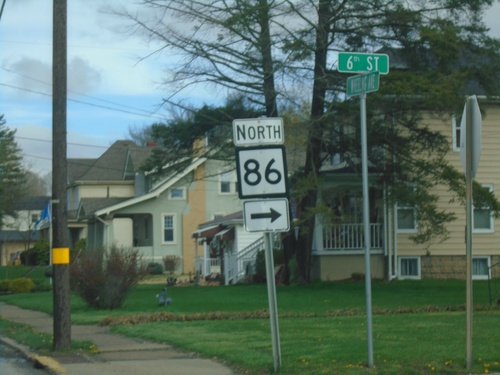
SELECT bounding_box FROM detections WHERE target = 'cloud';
[14,124,109,175]
[68,57,102,94]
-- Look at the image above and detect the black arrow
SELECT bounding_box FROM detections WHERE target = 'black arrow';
[250,208,281,223]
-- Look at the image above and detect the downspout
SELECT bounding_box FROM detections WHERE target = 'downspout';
[383,184,391,278]
[392,203,398,279]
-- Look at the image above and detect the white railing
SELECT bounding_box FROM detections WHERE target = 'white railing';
[226,236,266,285]
[322,223,383,250]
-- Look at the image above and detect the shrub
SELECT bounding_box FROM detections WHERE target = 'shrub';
[147,262,164,275]
[0,280,10,292]
[70,238,87,263]
[163,256,181,273]
[9,278,35,293]
[20,240,50,266]
[70,245,147,310]
[44,266,53,278]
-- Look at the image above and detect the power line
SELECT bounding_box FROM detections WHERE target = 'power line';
[1,65,164,117]
[0,81,167,120]
[14,135,110,149]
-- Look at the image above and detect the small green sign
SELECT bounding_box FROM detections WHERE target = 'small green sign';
[338,52,389,74]
[346,71,380,97]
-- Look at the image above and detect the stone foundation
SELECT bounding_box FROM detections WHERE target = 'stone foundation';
[421,255,500,279]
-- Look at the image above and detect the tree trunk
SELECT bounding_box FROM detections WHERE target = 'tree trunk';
[296,0,332,282]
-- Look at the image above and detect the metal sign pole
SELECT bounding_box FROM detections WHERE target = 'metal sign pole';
[465,97,473,371]
[264,232,282,372]
[360,93,374,367]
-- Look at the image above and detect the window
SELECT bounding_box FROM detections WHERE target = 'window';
[397,206,417,232]
[162,214,175,243]
[452,114,462,152]
[399,257,420,279]
[31,214,38,224]
[473,184,494,233]
[219,171,237,194]
[472,257,490,280]
[169,187,186,200]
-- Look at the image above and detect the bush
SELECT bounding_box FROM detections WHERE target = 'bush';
[0,277,35,293]
[20,240,50,266]
[163,256,181,273]
[70,245,147,310]
[0,280,10,293]
[147,262,164,275]
[254,249,284,283]
[70,238,87,263]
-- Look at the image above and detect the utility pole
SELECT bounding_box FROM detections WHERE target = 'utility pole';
[52,0,71,350]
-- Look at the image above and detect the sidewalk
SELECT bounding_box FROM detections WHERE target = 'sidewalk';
[0,302,238,375]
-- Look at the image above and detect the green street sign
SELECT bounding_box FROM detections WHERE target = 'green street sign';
[346,71,380,97]
[338,52,389,74]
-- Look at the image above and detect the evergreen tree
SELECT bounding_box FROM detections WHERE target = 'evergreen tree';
[0,115,27,227]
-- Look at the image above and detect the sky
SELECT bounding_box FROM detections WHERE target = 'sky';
[1,0,500,176]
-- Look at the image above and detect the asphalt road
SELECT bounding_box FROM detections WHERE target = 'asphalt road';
[0,341,47,375]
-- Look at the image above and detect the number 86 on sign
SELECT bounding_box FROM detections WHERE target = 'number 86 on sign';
[235,146,289,199]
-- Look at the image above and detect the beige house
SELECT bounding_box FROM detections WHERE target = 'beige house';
[311,98,500,281]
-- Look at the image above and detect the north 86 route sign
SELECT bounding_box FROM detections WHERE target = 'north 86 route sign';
[235,145,288,199]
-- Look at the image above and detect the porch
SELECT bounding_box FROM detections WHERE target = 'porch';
[318,223,384,251]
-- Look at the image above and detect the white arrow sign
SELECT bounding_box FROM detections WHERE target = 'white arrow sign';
[244,199,290,232]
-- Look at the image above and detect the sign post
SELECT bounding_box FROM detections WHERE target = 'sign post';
[338,53,389,368]
[233,118,288,372]
[460,95,482,371]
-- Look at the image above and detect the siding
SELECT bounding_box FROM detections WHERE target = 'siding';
[397,104,500,259]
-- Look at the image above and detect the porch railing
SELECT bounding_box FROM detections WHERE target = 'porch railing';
[322,223,383,250]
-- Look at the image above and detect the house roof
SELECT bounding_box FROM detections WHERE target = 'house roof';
[198,211,243,229]
[0,230,37,241]
[13,196,50,211]
[93,156,207,217]
[68,140,155,184]
[77,198,131,219]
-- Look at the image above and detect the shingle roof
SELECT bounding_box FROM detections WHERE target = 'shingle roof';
[78,197,131,218]
[68,140,155,184]
[14,196,51,211]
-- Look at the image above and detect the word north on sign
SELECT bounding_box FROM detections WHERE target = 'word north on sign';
[235,145,288,199]
[233,118,284,146]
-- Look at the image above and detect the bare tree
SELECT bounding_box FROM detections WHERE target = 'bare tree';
[116,0,500,281]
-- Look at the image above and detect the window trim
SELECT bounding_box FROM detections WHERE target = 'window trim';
[452,114,461,152]
[396,205,418,233]
[169,187,186,200]
[473,184,494,234]
[219,170,237,195]
[399,256,421,280]
[161,213,176,244]
[472,256,491,280]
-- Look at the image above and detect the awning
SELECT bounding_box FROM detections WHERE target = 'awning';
[192,224,224,239]
[215,227,235,241]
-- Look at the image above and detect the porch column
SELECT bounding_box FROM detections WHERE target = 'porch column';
[314,217,324,251]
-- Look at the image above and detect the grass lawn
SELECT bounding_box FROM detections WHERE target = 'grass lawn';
[1,275,499,374]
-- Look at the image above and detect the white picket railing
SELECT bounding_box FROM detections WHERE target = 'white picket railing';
[322,223,383,250]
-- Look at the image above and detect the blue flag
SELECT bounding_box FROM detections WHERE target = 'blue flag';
[34,201,51,231]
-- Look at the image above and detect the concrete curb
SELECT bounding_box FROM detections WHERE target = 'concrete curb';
[0,335,67,375]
